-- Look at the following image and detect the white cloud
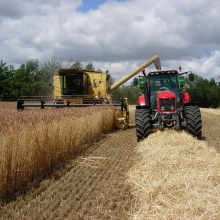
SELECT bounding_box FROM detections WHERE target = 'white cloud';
[164,50,220,79]
[0,0,220,82]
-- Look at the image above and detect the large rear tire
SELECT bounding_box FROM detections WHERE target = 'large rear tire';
[135,109,151,141]
[184,105,202,138]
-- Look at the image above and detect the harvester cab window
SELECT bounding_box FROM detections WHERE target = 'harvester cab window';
[71,76,84,95]
[61,73,84,95]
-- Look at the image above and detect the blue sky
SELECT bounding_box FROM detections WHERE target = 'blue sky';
[77,0,107,13]
[0,0,220,82]
[77,0,126,13]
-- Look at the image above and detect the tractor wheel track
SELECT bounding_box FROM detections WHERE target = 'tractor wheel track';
[0,108,138,220]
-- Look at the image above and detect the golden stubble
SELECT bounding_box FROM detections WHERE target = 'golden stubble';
[128,108,220,220]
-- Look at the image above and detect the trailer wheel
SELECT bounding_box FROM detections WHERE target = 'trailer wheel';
[184,105,202,138]
[135,109,151,141]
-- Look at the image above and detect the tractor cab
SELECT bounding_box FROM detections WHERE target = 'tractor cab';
[136,70,182,110]
[148,71,181,110]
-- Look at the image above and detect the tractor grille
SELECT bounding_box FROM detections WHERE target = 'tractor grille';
[160,98,175,111]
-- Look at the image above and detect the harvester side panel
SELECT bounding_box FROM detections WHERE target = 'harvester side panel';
[53,75,62,97]
[86,72,107,96]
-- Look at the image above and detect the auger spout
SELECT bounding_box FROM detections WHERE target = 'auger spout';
[109,55,161,93]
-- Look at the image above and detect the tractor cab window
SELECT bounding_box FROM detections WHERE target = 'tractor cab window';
[149,75,180,109]
[149,75,179,93]
[149,77,168,93]
[168,78,179,94]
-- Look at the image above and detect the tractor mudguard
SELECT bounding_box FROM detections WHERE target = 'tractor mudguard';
[181,92,190,105]
[138,95,146,106]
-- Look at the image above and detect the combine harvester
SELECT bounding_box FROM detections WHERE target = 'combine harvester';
[133,66,202,141]
[17,55,161,129]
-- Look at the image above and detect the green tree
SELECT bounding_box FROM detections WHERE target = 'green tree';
[11,59,40,98]
[14,64,32,96]
[185,74,220,107]
[71,60,84,69]
[85,63,95,71]
[96,68,103,72]
[0,60,8,100]
[39,56,64,95]
[207,78,219,108]
[111,82,140,104]
[0,61,17,101]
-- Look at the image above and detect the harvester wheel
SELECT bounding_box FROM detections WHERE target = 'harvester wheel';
[135,109,151,141]
[184,105,202,138]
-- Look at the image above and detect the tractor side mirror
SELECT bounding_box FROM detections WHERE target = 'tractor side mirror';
[189,73,194,81]
[133,78,139,86]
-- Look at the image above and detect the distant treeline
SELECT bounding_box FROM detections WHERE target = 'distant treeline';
[185,75,220,108]
[0,57,220,107]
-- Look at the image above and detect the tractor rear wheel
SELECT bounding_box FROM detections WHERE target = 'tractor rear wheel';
[184,105,202,138]
[135,109,151,141]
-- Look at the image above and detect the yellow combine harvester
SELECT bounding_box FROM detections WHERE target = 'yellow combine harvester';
[53,68,114,105]
[17,55,161,128]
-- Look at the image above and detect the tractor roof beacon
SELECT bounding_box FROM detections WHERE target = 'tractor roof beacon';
[134,69,202,141]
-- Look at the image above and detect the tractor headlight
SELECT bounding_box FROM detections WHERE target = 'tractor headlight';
[161,106,165,111]
[170,106,174,110]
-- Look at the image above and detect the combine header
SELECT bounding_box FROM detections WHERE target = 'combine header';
[17,55,162,129]
[134,67,202,141]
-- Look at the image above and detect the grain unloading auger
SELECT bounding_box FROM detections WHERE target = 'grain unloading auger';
[17,55,161,128]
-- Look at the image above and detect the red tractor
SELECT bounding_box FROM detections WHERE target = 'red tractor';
[134,69,202,141]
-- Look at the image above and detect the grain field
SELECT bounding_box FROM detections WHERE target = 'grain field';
[0,105,220,219]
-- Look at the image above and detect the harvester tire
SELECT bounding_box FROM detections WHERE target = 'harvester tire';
[135,109,151,141]
[184,105,202,138]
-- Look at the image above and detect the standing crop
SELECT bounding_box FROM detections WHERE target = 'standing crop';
[0,103,116,200]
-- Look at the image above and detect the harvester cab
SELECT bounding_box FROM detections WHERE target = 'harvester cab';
[53,68,113,105]
[134,69,202,141]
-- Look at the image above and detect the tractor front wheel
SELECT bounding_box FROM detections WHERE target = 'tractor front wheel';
[184,105,202,138]
[135,109,151,141]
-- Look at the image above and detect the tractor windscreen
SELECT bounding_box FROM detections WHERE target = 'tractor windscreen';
[149,74,181,107]
[149,75,179,93]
